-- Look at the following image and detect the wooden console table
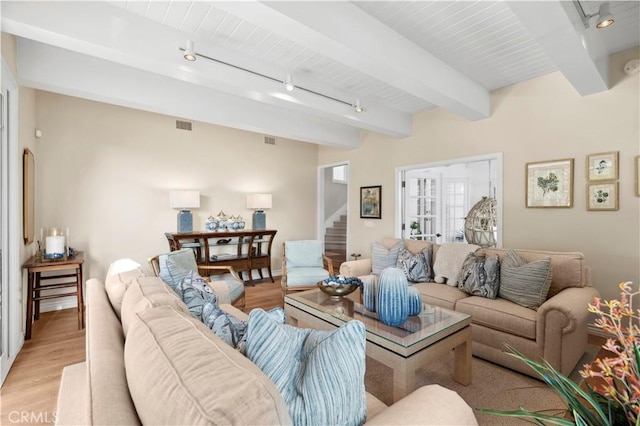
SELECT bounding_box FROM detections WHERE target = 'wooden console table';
[165,230,277,285]
[22,251,85,340]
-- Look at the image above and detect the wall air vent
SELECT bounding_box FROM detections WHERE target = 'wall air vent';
[176,120,192,131]
[264,136,276,145]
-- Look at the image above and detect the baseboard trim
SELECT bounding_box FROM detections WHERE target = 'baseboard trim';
[39,297,77,313]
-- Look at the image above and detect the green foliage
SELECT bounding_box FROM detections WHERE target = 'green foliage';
[537,173,559,195]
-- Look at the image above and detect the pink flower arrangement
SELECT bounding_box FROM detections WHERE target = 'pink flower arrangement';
[580,281,640,424]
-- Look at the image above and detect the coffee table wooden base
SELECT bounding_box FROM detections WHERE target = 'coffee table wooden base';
[285,303,472,403]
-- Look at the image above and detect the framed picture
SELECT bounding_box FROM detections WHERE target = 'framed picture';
[360,185,381,219]
[587,182,619,211]
[526,158,574,208]
[587,151,618,181]
[23,148,35,244]
[635,155,639,197]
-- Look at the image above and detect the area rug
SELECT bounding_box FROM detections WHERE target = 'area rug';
[365,344,600,425]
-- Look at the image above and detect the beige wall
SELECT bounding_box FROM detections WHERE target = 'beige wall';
[319,47,640,303]
[34,92,320,282]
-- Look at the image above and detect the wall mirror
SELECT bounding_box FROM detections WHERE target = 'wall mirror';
[23,148,35,244]
[396,153,502,247]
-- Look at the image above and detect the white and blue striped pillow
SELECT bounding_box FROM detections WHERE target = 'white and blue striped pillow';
[371,240,403,275]
[498,249,552,309]
[246,309,366,426]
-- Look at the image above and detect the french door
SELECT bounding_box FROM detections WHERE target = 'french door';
[1,57,20,386]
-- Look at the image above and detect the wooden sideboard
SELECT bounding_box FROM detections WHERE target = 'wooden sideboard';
[164,230,277,285]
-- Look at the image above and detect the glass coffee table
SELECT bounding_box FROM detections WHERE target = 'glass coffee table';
[284,288,472,403]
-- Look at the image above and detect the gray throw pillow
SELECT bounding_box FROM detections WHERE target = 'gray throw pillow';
[371,240,403,275]
[396,246,433,282]
[457,252,500,299]
[498,249,552,310]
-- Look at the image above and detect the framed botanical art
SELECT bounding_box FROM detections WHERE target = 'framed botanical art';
[587,151,618,181]
[587,182,619,211]
[525,158,574,208]
[360,185,381,219]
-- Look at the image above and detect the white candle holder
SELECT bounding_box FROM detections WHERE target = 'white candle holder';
[42,227,69,260]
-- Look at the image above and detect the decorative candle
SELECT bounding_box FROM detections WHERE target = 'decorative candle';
[46,235,65,256]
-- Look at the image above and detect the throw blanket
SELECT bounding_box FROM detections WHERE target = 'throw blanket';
[433,243,481,286]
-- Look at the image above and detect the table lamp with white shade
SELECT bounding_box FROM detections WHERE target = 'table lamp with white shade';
[246,193,272,230]
[170,191,200,233]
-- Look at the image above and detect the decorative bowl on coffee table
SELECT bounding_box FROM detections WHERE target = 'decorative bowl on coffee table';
[318,276,362,301]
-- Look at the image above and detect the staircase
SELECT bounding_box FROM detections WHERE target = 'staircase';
[324,215,347,272]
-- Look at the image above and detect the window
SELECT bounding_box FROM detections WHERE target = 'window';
[332,165,347,184]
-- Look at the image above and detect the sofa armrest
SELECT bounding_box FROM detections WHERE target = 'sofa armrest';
[364,385,477,425]
[339,258,373,278]
[56,362,88,426]
[536,286,600,374]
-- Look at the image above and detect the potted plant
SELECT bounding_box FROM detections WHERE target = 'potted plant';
[410,221,421,240]
[482,281,640,425]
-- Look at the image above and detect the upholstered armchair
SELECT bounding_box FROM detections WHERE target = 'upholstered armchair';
[281,240,334,300]
[148,248,245,311]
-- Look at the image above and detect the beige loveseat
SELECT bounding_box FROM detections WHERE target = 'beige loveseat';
[55,267,478,425]
[340,238,599,378]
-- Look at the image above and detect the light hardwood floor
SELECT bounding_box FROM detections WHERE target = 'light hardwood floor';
[0,277,283,425]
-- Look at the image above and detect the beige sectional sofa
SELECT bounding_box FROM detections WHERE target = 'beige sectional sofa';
[55,268,478,425]
[340,238,599,378]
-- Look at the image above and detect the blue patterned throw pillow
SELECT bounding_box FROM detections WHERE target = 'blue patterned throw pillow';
[396,246,433,282]
[202,305,286,354]
[175,270,217,319]
[457,252,500,299]
[246,309,366,426]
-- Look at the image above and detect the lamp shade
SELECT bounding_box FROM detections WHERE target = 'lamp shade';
[246,193,272,210]
[170,191,200,209]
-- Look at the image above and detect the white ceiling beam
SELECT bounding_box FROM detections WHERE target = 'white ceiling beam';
[506,1,609,96]
[1,1,411,137]
[211,1,490,121]
[17,39,361,148]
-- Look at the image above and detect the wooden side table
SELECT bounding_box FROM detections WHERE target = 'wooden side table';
[22,251,85,340]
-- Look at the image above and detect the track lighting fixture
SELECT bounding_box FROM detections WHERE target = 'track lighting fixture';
[183,40,196,61]
[574,1,615,29]
[284,74,295,92]
[180,40,364,113]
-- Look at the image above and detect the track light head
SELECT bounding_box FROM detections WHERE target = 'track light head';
[595,3,614,28]
[353,99,364,113]
[184,40,196,61]
[284,74,295,91]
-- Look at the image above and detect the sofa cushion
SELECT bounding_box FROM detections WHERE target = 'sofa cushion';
[284,240,324,268]
[397,246,433,282]
[483,248,586,297]
[455,296,537,340]
[120,277,190,336]
[157,249,199,291]
[104,259,146,319]
[372,240,403,275]
[498,250,552,310]
[246,308,367,426]
[125,306,292,425]
[433,243,480,285]
[285,267,330,287]
[411,282,469,310]
[457,253,500,299]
